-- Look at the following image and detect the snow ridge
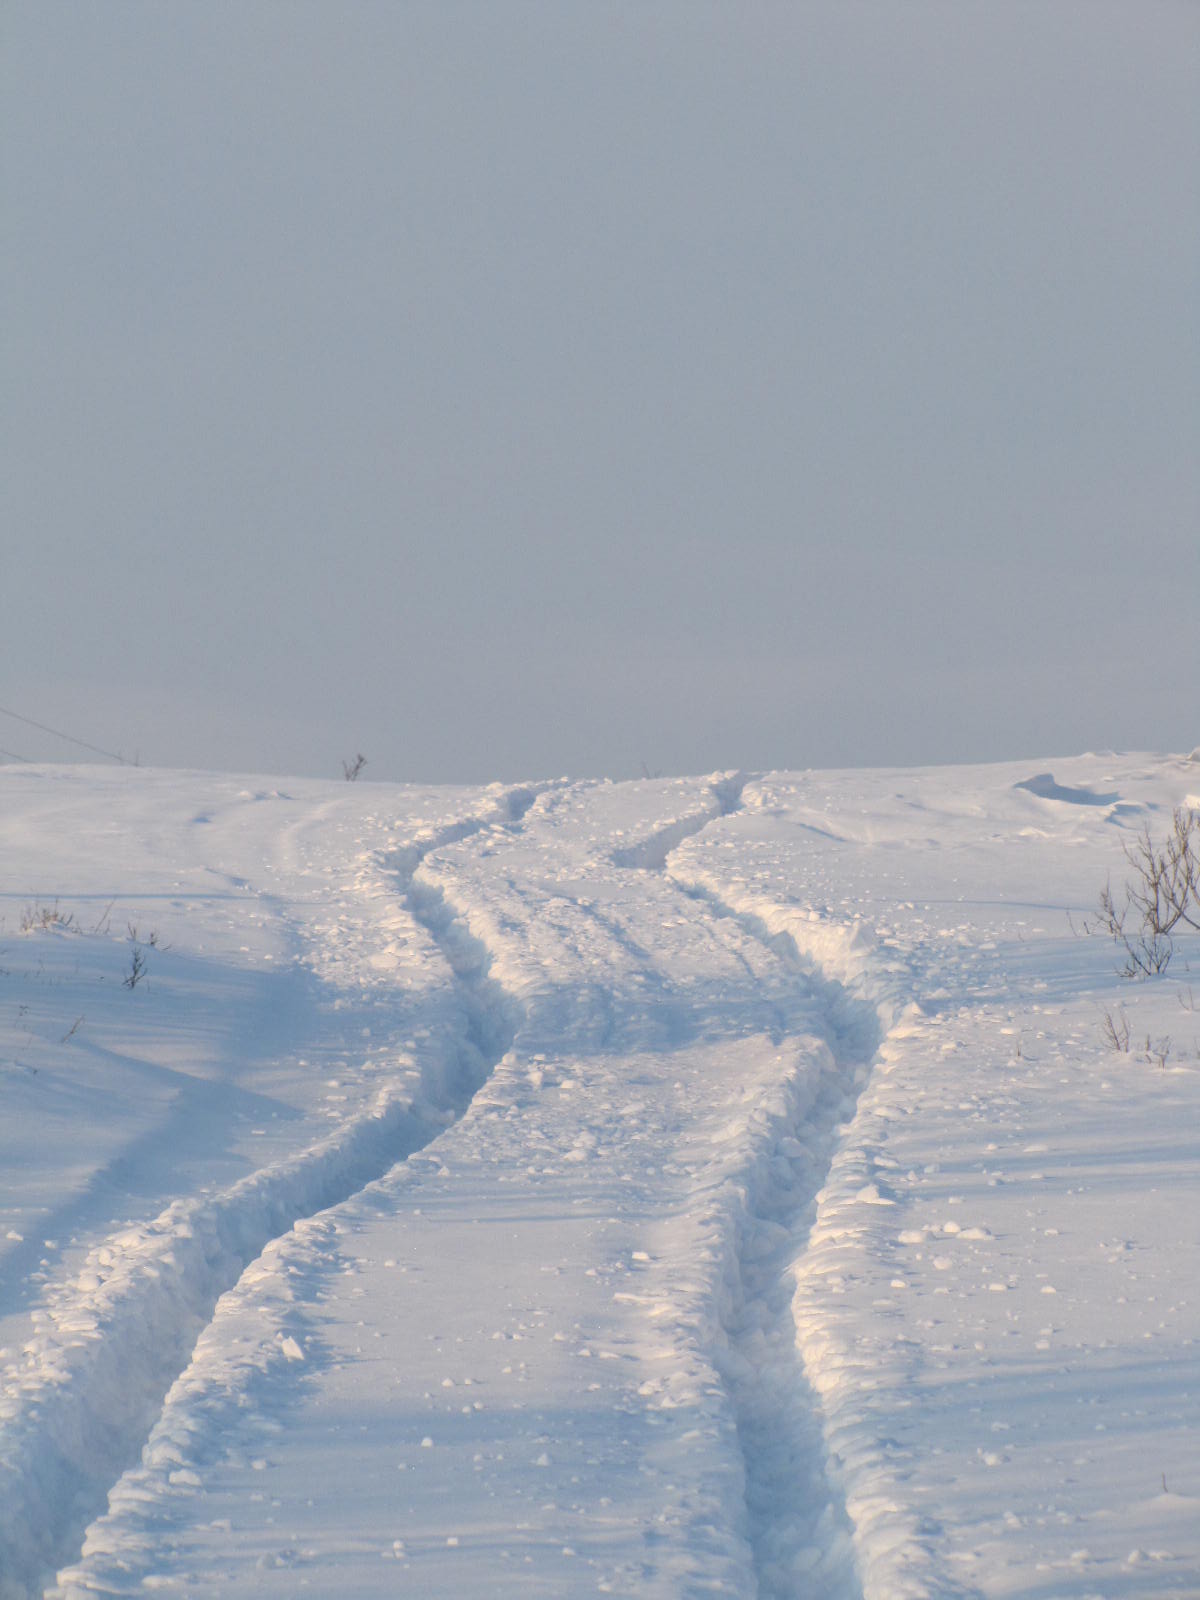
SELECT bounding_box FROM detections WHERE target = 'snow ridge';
[0,786,539,1600]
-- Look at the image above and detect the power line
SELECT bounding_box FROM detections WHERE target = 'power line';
[0,743,32,762]
[0,702,129,764]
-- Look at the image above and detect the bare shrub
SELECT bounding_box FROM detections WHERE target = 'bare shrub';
[1100,1007,1131,1052]
[1090,807,1200,977]
[342,753,367,781]
[122,925,159,989]
[20,901,75,933]
[1147,1034,1171,1070]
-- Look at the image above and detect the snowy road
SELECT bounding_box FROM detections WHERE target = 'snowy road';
[2,758,1199,1597]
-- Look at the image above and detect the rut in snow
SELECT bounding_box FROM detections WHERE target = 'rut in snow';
[610,771,746,870]
[692,898,876,1600]
[617,799,879,1600]
[0,789,536,1600]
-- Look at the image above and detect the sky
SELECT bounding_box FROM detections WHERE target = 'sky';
[2,2,1197,784]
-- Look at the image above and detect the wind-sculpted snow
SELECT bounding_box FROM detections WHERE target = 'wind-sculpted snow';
[2,756,1199,1598]
[1014,772,1121,807]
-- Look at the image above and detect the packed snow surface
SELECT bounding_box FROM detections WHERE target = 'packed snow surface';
[2,755,1198,1599]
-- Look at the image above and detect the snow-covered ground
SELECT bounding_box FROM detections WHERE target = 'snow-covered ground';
[2,754,1198,1599]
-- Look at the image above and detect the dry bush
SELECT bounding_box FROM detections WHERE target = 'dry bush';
[19,901,75,933]
[1091,807,1200,977]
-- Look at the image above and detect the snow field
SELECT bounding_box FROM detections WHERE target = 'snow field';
[2,754,1198,1598]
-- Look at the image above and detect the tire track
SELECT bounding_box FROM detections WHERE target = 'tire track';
[610,772,746,870]
[666,868,988,1600]
[0,786,541,1600]
[613,789,881,1600]
[671,875,879,1600]
[51,777,756,1596]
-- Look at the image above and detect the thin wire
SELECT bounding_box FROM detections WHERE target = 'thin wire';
[0,702,128,763]
[0,743,32,762]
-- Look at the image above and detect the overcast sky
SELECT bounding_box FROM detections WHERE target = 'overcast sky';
[3,3,1197,782]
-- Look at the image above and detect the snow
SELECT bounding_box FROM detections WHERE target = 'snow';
[2,756,1198,1598]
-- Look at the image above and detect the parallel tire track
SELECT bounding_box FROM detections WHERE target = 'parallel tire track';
[0,787,540,1600]
[674,878,880,1600]
[667,869,986,1600]
[618,790,882,1600]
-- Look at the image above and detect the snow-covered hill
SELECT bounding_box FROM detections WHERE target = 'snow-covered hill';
[2,756,1198,1599]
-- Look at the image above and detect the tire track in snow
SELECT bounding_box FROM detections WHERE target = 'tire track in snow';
[668,867,985,1600]
[0,785,541,1600]
[614,788,877,1600]
[52,815,534,1600]
[52,777,760,1596]
[610,771,746,870]
[672,878,877,1600]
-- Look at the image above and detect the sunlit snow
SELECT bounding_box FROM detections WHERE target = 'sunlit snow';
[2,756,1198,1598]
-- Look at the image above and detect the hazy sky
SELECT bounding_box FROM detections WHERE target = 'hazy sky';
[3,3,1197,782]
